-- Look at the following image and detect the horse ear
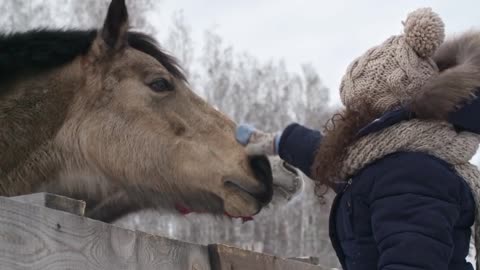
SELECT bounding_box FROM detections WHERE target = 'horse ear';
[100,0,129,50]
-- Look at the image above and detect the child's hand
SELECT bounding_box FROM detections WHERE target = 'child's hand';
[235,124,281,156]
[269,156,304,206]
[237,124,305,206]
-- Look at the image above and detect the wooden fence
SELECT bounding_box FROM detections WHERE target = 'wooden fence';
[0,193,333,270]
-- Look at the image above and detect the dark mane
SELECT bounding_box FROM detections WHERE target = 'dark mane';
[0,29,186,86]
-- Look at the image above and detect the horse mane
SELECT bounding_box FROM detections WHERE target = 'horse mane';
[0,29,186,88]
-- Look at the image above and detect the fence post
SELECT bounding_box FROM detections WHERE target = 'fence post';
[9,192,86,216]
[208,244,329,270]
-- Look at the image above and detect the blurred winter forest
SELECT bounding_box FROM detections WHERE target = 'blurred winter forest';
[0,0,339,268]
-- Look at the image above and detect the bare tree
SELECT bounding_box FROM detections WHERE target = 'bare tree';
[70,0,158,32]
[200,31,331,132]
[300,63,332,129]
[0,0,158,33]
[0,0,72,32]
[165,11,194,78]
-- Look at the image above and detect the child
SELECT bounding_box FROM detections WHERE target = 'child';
[237,8,480,270]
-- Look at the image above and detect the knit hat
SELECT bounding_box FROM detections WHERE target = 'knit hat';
[340,8,445,113]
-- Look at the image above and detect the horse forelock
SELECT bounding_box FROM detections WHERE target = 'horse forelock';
[0,29,186,92]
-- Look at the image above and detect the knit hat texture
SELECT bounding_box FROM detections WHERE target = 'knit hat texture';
[340,8,445,113]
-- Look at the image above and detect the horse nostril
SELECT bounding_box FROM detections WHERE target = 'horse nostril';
[249,155,273,205]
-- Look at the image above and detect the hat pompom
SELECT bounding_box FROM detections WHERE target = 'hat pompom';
[403,8,445,58]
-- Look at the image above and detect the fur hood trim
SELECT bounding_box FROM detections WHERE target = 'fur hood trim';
[412,31,480,119]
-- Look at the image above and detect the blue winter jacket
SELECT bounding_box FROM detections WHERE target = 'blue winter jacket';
[278,97,479,270]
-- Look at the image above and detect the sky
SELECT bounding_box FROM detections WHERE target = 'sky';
[151,0,480,105]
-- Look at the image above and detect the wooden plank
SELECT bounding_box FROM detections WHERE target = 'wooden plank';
[289,256,321,265]
[208,244,330,270]
[9,193,86,216]
[0,196,211,270]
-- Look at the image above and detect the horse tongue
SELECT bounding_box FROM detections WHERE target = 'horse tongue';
[240,216,254,223]
[175,203,193,215]
[224,211,254,223]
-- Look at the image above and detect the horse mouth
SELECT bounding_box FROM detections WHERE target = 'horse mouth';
[175,156,273,219]
[224,180,269,206]
[249,155,274,205]
[224,155,274,207]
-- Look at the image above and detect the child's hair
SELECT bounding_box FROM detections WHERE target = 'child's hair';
[312,103,378,192]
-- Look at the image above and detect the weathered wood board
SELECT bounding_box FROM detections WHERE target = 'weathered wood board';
[0,194,328,270]
[0,196,211,270]
[10,192,86,216]
[209,244,331,270]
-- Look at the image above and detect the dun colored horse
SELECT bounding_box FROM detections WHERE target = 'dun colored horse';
[0,0,272,222]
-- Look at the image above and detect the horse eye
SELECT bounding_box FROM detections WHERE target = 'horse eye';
[148,78,173,93]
